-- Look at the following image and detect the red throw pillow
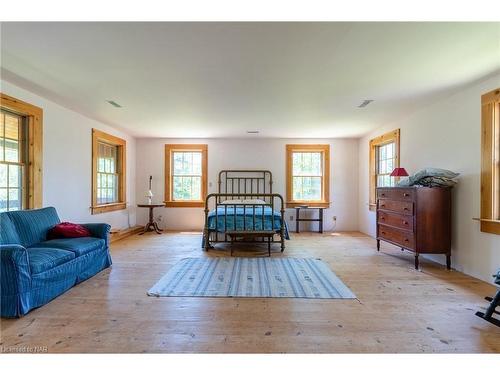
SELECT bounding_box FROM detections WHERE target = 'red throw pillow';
[48,222,92,239]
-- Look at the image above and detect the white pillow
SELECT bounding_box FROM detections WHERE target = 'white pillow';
[242,199,267,205]
[221,199,242,204]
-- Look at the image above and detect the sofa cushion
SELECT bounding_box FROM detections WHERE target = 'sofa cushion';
[32,237,105,257]
[8,207,61,247]
[0,212,21,245]
[48,222,92,239]
[27,248,76,275]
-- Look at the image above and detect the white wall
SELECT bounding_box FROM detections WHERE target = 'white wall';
[358,73,500,283]
[136,138,359,232]
[5,71,498,284]
[1,80,137,230]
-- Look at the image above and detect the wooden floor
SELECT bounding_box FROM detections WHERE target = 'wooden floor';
[1,231,499,353]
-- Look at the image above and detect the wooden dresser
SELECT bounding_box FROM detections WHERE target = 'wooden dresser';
[376,187,451,270]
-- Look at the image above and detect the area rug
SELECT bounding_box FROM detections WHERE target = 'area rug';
[147,257,355,299]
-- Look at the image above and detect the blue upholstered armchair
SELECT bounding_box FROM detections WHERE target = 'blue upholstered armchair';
[0,207,112,317]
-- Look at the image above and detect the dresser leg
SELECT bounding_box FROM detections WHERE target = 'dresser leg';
[414,253,419,270]
[376,239,380,251]
[446,253,451,270]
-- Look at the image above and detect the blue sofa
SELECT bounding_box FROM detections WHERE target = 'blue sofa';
[0,207,112,318]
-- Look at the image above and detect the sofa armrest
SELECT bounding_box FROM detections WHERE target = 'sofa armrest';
[81,223,111,245]
[0,244,32,295]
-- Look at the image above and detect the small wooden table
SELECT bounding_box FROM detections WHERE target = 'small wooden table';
[295,206,324,233]
[137,204,165,234]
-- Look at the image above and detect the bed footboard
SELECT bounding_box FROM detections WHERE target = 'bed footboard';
[203,193,286,253]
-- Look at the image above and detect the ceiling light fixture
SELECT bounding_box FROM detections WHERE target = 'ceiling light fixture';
[107,100,122,108]
[358,100,374,108]
[246,130,259,134]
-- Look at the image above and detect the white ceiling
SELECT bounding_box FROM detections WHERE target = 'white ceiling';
[1,22,499,138]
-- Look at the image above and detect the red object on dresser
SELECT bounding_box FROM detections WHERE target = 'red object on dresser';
[390,167,409,177]
[48,222,92,239]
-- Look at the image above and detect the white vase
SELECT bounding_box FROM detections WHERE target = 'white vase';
[146,190,153,205]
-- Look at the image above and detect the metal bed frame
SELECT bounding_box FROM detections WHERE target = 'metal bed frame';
[203,170,286,254]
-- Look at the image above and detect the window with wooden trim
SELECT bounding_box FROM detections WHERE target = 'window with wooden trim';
[164,144,207,207]
[480,88,500,235]
[369,129,400,210]
[91,129,126,214]
[286,144,330,208]
[0,93,43,211]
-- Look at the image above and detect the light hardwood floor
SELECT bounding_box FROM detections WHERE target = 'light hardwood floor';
[1,231,499,353]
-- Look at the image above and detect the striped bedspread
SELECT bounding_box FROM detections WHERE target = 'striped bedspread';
[207,206,290,238]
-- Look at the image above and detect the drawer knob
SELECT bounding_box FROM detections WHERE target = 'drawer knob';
[403,221,408,225]
[403,193,410,197]
[404,238,409,242]
[404,207,409,211]
[381,204,386,208]
[381,231,386,235]
[381,193,386,196]
[380,217,385,221]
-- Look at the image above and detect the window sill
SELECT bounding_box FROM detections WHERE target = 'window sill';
[91,202,126,215]
[286,201,330,208]
[164,200,205,208]
[473,218,500,235]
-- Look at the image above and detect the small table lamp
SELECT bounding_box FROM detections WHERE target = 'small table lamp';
[390,167,409,183]
[390,167,409,177]
[146,175,153,204]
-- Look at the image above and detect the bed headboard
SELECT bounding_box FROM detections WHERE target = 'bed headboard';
[217,170,273,202]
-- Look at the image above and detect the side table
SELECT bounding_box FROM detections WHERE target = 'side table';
[295,206,324,233]
[137,204,165,234]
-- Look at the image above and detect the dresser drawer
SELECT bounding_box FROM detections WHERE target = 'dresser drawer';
[378,224,415,250]
[377,211,414,231]
[378,199,413,214]
[377,188,414,201]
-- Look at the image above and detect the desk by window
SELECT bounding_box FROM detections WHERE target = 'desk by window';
[295,206,324,233]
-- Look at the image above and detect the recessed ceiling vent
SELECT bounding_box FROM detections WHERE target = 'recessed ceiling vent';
[246,130,259,134]
[358,100,374,108]
[107,100,122,108]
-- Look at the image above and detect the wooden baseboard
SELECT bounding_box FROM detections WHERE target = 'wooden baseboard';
[110,226,143,243]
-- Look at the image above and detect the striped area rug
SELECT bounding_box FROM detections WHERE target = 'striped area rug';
[148,257,355,299]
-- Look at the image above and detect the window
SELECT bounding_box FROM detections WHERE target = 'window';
[376,142,397,188]
[286,144,330,208]
[0,110,26,211]
[369,129,400,210]
[0,93,43,211]
[91,129,126,214]
[97,142,119,204]
[164,144,207,207]
[480,88,500,235]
